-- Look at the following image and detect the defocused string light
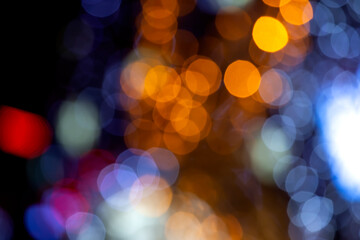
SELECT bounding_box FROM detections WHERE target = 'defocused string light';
[279,0,313,26]
[0,106,52,159]
[252,16,289,52]
[224,60,261,98]
[18,0,360,239]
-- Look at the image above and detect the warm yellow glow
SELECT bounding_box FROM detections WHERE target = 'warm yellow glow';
[224,60,261,98]
[252,16,288,52]
[184,57,222,96]
[132,177,173,217]
[280,0,313,26]
[144,65,181,102]
[120,61,151,100]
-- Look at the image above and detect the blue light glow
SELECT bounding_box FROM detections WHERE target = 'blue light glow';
[82,0,121,18]
[24,204,64,240]
[317,84,360,200]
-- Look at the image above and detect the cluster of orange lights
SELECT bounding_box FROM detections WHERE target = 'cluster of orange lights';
[120,56,216,155]
[118,1,314,236]
[119,0,314,157]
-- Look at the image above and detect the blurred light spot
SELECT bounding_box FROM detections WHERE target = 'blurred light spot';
[330,25,350,57]
[0,106,52,159]
[66,212,106,240]
[261,115,296,152]
[133,177,173,217]
[140,6,178,45]
[285,165,319,202]
[0,208,13,240]
[144,65,181,102]
[288,220,335,240]
[224,60,261,98]
[250,134,289,184]
[97,201,167,239]
[25,204,64,240]
[98,164,141,211]
[171,105,210,142]
[56,99,100,157]
[273,155,303,191]
[45,187,90,226]
[318,87,360,200]
[252,16,288,52]
[280,0,313,26]
[82,0,121,18]
[317,23,360,59]
[300,196,333,232]
[114,148,160,193]
[165,211,203,240]
[258,68,293,107]
[120,151,160,188]
[215,7,252,41]
[142,8,177,29]
[120,61,152,100]
[184,57,222,96]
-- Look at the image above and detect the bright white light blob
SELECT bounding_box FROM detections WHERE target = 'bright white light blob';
[97,201,167,239]
[318,86,360,200]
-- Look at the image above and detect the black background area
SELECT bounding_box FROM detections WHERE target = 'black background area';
[0,0,80,238]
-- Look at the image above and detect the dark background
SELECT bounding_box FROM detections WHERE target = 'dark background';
[1,0,80,238]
